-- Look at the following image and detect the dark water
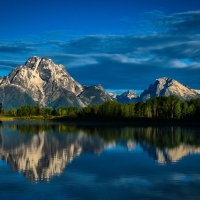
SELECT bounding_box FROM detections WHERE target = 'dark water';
[0,121,200,199]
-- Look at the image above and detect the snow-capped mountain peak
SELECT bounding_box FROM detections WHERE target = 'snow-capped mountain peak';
[0,57,113,109]
[140,77,200,100]
[116,90,138,103]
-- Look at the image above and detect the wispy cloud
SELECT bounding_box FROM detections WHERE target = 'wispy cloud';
[0,43,35,53]
[1,10,200,91]
[158,11,200,34]
[0,60,23,74]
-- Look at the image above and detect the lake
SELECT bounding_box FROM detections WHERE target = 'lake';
[0,121,200,199]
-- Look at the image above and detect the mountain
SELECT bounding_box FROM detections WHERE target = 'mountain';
[140,77,200,101]
[1,57,199,110]
[0,83,36,109]
[0,57,112,109]
[116,90,138,103]
[192,89,200,95]
[107,92,118,99]
[78,84,113,105]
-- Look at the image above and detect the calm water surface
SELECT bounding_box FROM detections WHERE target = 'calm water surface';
[0,121,200,199]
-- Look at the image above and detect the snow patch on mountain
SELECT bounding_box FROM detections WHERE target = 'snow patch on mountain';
[0,56,116,109]
[116,90,138,103]
[192,89,200,95]
[108,92,118,99]
[140,77,200,101]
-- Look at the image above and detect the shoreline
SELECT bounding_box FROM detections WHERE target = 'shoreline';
[0,116,199,126]
[51,117,200,127]
[0,118,15,121]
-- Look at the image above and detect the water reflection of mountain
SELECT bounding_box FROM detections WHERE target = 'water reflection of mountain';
[0,124,200,180]
[141,143,200,163]
[0,125,105,180]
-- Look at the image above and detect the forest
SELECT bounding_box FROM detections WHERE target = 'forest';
[1,95,200,121]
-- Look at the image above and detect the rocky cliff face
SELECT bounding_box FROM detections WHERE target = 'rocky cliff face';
[193,89,200,95]
[140,77,200,101]
[1,57,199,109]
[78,84,113,105]
[0,57,111,109]
[116,90,138,103]
[107,92,118,99]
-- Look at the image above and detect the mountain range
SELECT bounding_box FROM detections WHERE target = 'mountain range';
[0,56,199,109]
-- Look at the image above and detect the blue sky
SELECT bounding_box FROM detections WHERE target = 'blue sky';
[1,0,200,94]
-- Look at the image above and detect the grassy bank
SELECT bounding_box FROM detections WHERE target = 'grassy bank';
[0,115,56,121]
[0,115,15,121]
[0,114,199,126]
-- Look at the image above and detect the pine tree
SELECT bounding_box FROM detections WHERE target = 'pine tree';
[174,101,182,118]
[0,103,3,114]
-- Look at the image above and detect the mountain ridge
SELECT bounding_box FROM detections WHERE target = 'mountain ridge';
[0,57,112,109]
[0,57,199,109]
[139,77,200,101]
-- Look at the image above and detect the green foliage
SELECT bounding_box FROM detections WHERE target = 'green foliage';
[4,95,200,121]
[9,108,17,116]
[0,103,3,114]
[181,102,189,118]
[41,107,53,116]
[56,106,79,117]
[17,105,53,118]
[98,101,122,118]
[174,101,182,118]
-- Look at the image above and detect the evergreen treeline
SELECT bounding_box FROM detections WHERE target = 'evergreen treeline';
[3,95,200,120]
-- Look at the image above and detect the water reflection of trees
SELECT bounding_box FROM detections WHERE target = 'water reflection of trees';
[0,124,105,180]
[5,124,200,149]
[1,123,200,179]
